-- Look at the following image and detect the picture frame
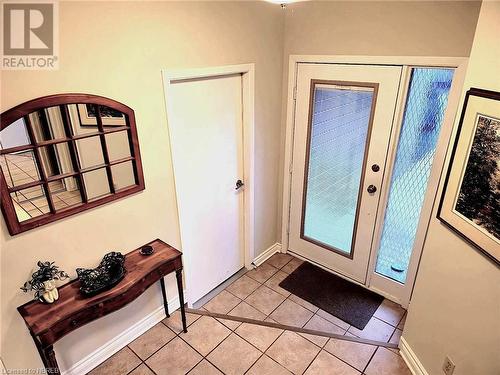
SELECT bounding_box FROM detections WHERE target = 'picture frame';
[438,88,500,266]
[77,103,126,126]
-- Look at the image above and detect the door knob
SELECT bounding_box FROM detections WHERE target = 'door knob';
[367,184,377,194]
[235,179,244,190]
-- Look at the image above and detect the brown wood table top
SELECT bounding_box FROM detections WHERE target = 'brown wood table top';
[18,239,182,338]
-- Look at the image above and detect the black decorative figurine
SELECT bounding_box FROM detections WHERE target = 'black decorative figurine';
[76,252,126,297]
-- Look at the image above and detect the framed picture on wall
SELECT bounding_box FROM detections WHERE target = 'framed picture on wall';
[77,104,126,126]
[438,88,499,266]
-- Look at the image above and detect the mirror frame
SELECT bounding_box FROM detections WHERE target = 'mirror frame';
[1,93,145,235]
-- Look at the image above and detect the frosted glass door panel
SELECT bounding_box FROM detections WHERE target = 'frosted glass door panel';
[303,84,375,255]
[375,68,454,283]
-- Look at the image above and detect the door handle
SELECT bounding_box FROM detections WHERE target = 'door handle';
[367,185,377,194]
[235,179,244,190]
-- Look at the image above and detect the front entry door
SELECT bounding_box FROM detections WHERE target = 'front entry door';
[289,63,401,283]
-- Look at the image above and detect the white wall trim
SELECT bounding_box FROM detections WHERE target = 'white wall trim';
[290,55,468,67]
[252,242,282,267]
[62,293,182,375]
[399,336,429,375]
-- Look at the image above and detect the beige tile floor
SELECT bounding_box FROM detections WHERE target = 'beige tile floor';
[89,253,410,375]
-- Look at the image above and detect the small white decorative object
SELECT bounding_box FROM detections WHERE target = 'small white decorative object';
[41,279,59,303]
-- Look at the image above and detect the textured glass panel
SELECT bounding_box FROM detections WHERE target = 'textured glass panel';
[375,68,454,283]
[303,84,375,254]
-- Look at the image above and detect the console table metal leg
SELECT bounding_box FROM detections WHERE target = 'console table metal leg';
[176,269,187,333]
[159,277,170,318]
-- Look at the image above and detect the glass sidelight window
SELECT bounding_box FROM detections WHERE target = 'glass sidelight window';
[302,81,377,256]
[375,68,454,283]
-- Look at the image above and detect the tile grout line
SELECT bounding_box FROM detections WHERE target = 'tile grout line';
[207,302,287,373]
[255,326,289,372]
[188,321,231,375]
[126,323,180,366]
[243,283,286,312]
[178,325,228,374]
[300,345,323,375]
[362,345,380,374]
[123,352,143,375]
[143,361,159,375]
[240,327,289,375]
[177,309,266,374]
[372,313,404,329]
[126,313,203,372]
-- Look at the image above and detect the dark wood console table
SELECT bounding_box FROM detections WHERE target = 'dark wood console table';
[18,239,187,374]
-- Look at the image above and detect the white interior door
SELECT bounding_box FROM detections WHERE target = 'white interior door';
[167,73,245,304]
[289,63,402,283]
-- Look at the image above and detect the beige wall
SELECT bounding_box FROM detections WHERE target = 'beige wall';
[0,1,284,370]
[277,0,481,235]
[403,2,500,375]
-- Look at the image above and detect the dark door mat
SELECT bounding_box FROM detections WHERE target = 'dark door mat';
[279,261,383,330]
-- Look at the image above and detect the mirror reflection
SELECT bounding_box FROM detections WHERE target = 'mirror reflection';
[76,104,127,127]
[76,136,105,168]
[106,131,131,161]
[0,118,30,149]
[0,150,40,188]
[30,107,67,142]
[111,161,136,190]
[10,185,49,222]
[39,143,75,177]
[48,179,83,210]
[83,168,111,200]
[0,101,140,228]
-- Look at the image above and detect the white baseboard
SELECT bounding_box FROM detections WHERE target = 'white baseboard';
[63,293,182,375]
[252,242,282,267]
[399,336,429,375]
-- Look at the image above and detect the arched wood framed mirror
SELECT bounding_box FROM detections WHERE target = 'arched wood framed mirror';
[0,94,145,235]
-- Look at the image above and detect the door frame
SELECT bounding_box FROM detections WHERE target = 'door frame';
[281,55,468,307]
[162,64,255,304]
